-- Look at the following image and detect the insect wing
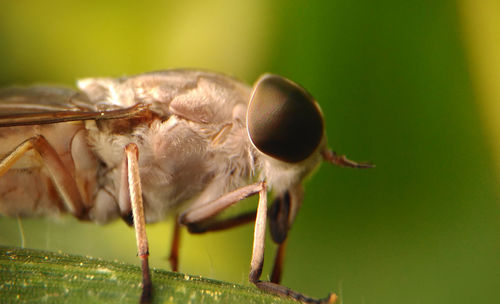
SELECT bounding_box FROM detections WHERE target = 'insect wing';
[0,86,149,127]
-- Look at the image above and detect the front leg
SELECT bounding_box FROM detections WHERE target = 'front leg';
[179,182,266,224]
[249,185,337,304]
[179,182,337,304]
[168,215,181,272]
[120,143,152,304]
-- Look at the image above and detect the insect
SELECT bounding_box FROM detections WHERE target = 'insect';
[0,70,372,304]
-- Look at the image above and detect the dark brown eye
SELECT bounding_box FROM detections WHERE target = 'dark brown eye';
[247,74,324,163]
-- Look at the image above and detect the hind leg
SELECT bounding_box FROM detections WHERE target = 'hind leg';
[0,135,86,218]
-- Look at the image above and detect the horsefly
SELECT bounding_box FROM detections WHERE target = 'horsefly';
[0,70,373,304]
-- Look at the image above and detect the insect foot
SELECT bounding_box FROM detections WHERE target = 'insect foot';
[254,281,339,304]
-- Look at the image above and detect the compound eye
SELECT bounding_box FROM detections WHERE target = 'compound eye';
[247,74,324,163]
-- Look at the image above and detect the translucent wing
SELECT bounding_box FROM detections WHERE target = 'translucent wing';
[0,86,149,127]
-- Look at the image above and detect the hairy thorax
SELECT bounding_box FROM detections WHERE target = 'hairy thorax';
[88,106,255,223]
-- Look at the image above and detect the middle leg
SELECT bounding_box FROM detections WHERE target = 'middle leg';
[168,216,181,272]
[121,143,152,304]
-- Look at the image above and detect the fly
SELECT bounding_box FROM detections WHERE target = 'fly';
[0,70,373,304]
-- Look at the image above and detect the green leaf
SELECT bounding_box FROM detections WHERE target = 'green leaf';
[0,246,295,304]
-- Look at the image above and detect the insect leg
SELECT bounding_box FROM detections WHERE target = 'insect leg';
[183,192,291,284]
[250,186,337,304]
[268,184,306,284]
[270,239,287,284]
[0,135,85,218]
[180,182,333,303]
[179,182,266,225]
[177,182,264,284]
[248,181,268,284]
[184,210,256,233]
[168,216,181,272]
[119,152,133,225]
[184,205,291,283]
[188,189,297,284]
[185,199,287,283]
[121,143,152,304]
[268,192,291,284]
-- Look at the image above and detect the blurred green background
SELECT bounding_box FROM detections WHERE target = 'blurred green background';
[1,1,499,303]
